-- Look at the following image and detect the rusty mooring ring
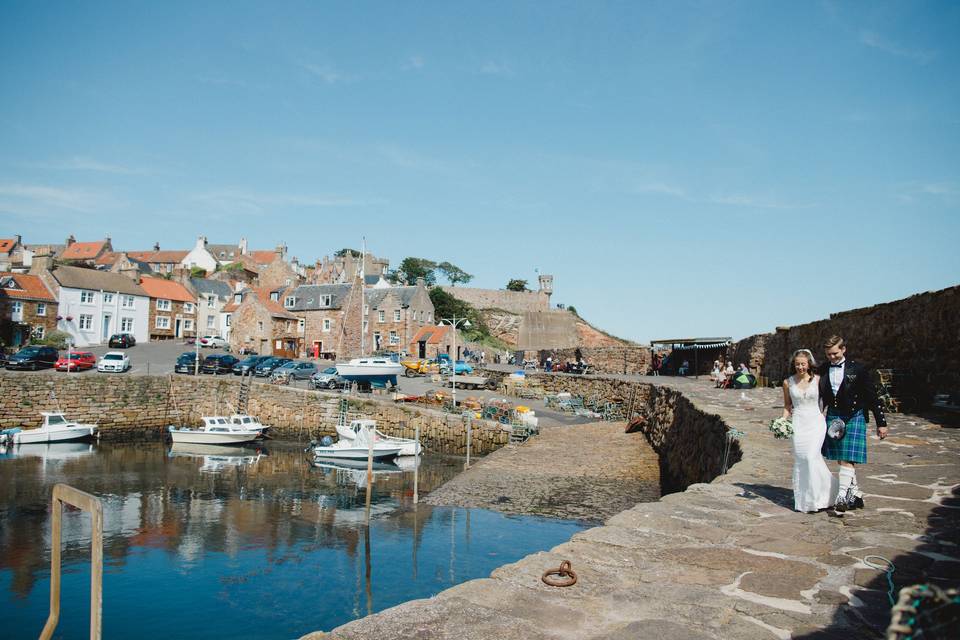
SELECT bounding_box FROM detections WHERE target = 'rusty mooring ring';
[542,560,577,587]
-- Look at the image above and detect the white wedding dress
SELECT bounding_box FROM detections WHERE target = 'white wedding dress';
[788,376,835,512]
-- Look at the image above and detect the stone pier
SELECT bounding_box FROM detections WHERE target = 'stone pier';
[304,376,960,639]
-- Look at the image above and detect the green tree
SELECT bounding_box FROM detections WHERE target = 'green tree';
[428,288,490,341]
[335,248,360,257]
[189,266,207,278]
[437,261,473,286]
[396,257,438,285]
[567,305,578,316]
[506,279,529,292]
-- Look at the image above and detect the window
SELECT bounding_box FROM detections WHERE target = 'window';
[234,293,242,304]
[428,312,432,322]
[37,302,46,316]
[80,291,95,304]
[378,310,385,323]
[207,295,216,308]
[103,293,113,304]
[323,318,331,332]
[156,316,170,329]
[285,320,292,332]
[184,302,194,314]
[298,318,305,332]
[120,317,133,332]
[207,315,215,328]
[225,314,231,327]
[394,309,401,322]
[270,292,279,302]
[32,325,45,339]
[184,319,194,331]
[79,314,93,330]
[363,320,368,332]
[389,331,399,344]
[257,321,263,332]
[284,296,296,308]
[320,294,332,307]
[121,295,135,309]
[11,301,22,313]
[156,299,171,311]
[363,305,369,315]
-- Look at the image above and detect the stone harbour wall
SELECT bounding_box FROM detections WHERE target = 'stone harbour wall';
[730,283,960,402]
[529,373,741,493]
[0,375,509,455]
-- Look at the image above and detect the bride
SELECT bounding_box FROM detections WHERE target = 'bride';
[781,349,835,512]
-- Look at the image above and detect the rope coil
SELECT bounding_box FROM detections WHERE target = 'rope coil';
[542,560,577,587]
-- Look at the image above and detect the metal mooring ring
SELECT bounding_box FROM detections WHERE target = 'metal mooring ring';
[542,560,578,587]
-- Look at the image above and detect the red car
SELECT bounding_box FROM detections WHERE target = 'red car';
[55,351,97,371]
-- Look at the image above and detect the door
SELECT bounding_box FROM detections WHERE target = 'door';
[174,318,182,338]
[418,341,427,358]
[102,314,112,340]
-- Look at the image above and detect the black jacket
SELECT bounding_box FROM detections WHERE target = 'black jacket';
[819,360,887,427]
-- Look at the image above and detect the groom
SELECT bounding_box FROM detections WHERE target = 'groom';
[820,335,888,512]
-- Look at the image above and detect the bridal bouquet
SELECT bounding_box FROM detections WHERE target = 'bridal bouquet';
[768,417,793,440]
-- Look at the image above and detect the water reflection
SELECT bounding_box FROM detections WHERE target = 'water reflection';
[1,442,586,640]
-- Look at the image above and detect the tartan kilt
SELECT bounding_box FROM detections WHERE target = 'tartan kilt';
[822,410,867,463]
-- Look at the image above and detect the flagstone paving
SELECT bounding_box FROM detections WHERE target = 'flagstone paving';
[303,377,960,639]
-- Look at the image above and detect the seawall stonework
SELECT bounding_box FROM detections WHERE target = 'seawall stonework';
[0,375,509,455]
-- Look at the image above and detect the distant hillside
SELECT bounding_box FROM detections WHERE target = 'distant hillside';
[477,308,636,350]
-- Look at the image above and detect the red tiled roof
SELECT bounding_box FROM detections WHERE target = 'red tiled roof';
[139,276,195,303]
[0,238,17,253]
[223,302,239,312]
[95,252,119,266]
[0,272,56,301]
[128,250,188,263]
[251,287,296,319]
[410,325,449,344]
[249,251,278,265]
[61,241,108,261]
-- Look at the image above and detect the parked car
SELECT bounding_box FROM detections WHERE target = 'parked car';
[174,352,201,374]
[271,361,318,382]
[311,366,346,390]
[55,351,97,372]
[201,354,239,375]
[441,360,473,375]
[253,357,291,377]
[5,346,59,370]
[108,333,136,348]
[199,335,228,348]
[233,355,271,376]
[98,351,131,373]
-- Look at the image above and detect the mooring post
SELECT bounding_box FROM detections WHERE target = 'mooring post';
[413,423,420,504]
[365,422,374,510]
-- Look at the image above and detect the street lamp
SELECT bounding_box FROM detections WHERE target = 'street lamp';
[437,316,470,411]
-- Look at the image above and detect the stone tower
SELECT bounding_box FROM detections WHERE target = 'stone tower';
[538,274,554,296]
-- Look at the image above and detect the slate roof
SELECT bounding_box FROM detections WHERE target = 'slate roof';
[51,266,147,296]
[61,240,110,261]
[190,278,233,299]
[0,272,56,301]
[365,286,420,309]
[206,244,241,261]
[285,284,353,311]
[140,277,195,303]
[250,287,297,319]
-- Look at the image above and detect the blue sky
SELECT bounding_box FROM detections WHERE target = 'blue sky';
[1,1,957,343]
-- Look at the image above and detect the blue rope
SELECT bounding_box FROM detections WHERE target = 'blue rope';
[863,555,896,606]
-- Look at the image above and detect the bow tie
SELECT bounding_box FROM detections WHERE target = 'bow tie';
[829,363,844,368]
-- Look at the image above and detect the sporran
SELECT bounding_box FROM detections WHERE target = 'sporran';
[827,417,846,440]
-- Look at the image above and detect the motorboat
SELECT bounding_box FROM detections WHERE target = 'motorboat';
[10,412,98,445]
[335,419,422,456]
[229,414,271,438]
[311,425,401,462]
[335,357,404,387]
[168,416,261,445]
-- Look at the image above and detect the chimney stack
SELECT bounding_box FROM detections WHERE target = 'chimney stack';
[117,253,142,284]
[65,234,76,247]
[29,248,54,274]
[153,241,160,251]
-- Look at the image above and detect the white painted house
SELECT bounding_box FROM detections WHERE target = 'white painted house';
[180,236,219,273]
[48,266,150,347]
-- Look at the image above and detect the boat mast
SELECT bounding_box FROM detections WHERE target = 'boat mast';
[359,237,365,358]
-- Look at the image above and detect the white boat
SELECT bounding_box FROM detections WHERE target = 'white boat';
[12,412,98,445]
[312,425,402,462]
[335,419,422,456]
[168,416,261,445]
[335,357,404,386]
[229,414,271,437]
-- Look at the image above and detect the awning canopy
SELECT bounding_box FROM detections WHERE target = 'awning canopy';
[650,338,732,350]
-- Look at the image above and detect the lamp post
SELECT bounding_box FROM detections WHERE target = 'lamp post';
[437,316,470,412]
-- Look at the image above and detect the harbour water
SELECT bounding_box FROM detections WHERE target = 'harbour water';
[1,441,587,639]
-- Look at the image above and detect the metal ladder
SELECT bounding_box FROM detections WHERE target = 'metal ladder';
[236,372,252,413]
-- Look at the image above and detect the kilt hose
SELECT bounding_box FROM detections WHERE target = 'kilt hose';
[822,409,867,464]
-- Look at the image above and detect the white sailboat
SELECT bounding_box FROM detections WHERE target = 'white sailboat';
[335,419,421,456]
[11,412,98,445]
